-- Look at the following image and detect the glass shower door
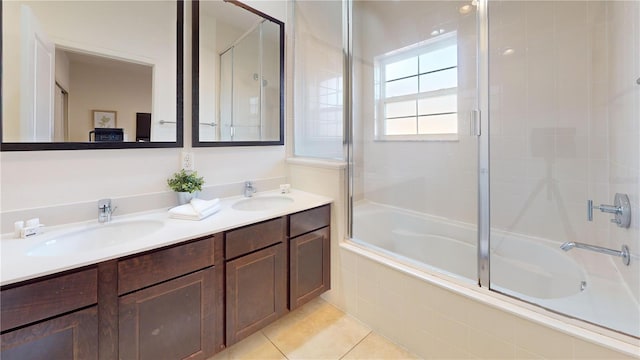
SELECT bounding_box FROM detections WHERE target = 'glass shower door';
[350,0,479,283]
[232,25,261,141]
[488,0,640,337]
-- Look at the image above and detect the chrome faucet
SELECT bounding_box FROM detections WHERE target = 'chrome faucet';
[243,181,256,197]
[98,199,116,223]
[560,241,630,266]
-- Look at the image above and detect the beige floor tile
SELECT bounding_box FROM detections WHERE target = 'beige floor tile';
[208,331,286,360]
[342,332,419,360]
[263,298,371,360]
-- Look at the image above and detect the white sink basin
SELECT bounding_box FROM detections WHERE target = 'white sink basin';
[27,219,164,256]
[232,195,294,211]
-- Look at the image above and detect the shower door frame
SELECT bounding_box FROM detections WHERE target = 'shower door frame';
[343,0,492,289]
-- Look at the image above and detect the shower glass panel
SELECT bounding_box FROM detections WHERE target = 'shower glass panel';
[350,0,479,283]
[260,21,281,141]
[219,20,280,142]
[488,1,640,337]
[219,50,233,141]
[231,25,261,141]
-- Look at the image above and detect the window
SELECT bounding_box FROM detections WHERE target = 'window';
[375,32,458,141]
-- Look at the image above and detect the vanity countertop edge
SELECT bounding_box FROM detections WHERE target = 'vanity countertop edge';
[1,189,333,286]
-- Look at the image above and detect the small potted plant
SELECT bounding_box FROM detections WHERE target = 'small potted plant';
[167,169,205,205]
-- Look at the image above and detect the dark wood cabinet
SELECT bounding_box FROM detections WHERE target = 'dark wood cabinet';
[1,306,98,360]
[226,242,287,345]
[288,205,331,310]
[1,267,99,360]
[119,267,216,360]
[0,204,331,359]
[289,227,331,309]
[116,235,220,360]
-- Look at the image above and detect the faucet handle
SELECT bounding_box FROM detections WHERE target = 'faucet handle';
[98,198,112,209]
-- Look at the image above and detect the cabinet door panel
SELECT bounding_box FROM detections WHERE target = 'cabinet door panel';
[290,227,331,310]
[0,306,98,360]
[1,267,97,331]
[226,243,286,345]
[119,268,216,360]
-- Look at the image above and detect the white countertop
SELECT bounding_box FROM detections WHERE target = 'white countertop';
[1,189,332,286]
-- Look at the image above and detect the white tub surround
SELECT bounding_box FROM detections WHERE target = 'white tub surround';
[0,189,332,286]
[351,201,640,338]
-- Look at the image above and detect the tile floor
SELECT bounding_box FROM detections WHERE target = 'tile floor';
[208,297,419,360]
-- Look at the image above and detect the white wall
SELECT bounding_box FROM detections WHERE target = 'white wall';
[293,0,344,160]
[54,49,70,91]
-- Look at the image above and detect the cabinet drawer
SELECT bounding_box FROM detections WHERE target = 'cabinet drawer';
[1,267,98,332]
[118,236,215,295]
[289,205,330,238]
[1,306,98,360]
[225,217,285,259]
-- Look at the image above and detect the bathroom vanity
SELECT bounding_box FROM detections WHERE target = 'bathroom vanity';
[0,191,331,360]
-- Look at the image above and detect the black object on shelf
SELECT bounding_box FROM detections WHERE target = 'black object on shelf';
[89,128,124,142]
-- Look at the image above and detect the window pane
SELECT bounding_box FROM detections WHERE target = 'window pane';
[419,45,457,73]
[418,113,458,134]
[419,67,457,92]
[386,76,418,97]
[386,100,416,118]
[385,56,418,81]
[418,94,457,115]
[386,117,417,135]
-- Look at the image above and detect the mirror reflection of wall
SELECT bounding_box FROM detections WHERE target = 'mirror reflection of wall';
[56,50,152,142]
[196,0,283,144]
[2,0,177,144]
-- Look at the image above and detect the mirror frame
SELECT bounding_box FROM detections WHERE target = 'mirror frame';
[192,0,284,147]
[0,0,184,151]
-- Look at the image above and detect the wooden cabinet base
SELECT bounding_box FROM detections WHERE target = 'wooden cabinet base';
[226,243,286,345]
[290,227,331,310]
[119,268,216,360]
[1,306,98,360]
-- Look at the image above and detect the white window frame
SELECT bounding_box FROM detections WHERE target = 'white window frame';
[374,32,459,141]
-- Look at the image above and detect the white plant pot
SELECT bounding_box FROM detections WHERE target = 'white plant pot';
[177,191,198,205]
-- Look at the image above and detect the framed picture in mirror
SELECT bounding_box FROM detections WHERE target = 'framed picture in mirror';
[93,110,117,128]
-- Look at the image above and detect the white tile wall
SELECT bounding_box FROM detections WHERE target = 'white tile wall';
[490,0,640,304]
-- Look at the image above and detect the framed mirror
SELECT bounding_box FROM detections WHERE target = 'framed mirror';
[1,0,184,151]
[192,0,284,147]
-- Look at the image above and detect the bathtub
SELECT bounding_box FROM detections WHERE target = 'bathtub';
[351,201,640,338]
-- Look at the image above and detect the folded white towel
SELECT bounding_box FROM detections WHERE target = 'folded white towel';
[190,198,220,217]
[168,198,221,221]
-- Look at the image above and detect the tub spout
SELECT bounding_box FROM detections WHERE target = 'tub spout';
[560,241,575,251]
[560,241,630,266]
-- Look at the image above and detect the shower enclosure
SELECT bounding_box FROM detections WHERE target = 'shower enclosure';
[348,0,639,338]
[219,20,280,141]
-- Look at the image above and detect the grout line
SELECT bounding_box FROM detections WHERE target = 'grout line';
[261,330,290,360]
[338,330,373,360]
